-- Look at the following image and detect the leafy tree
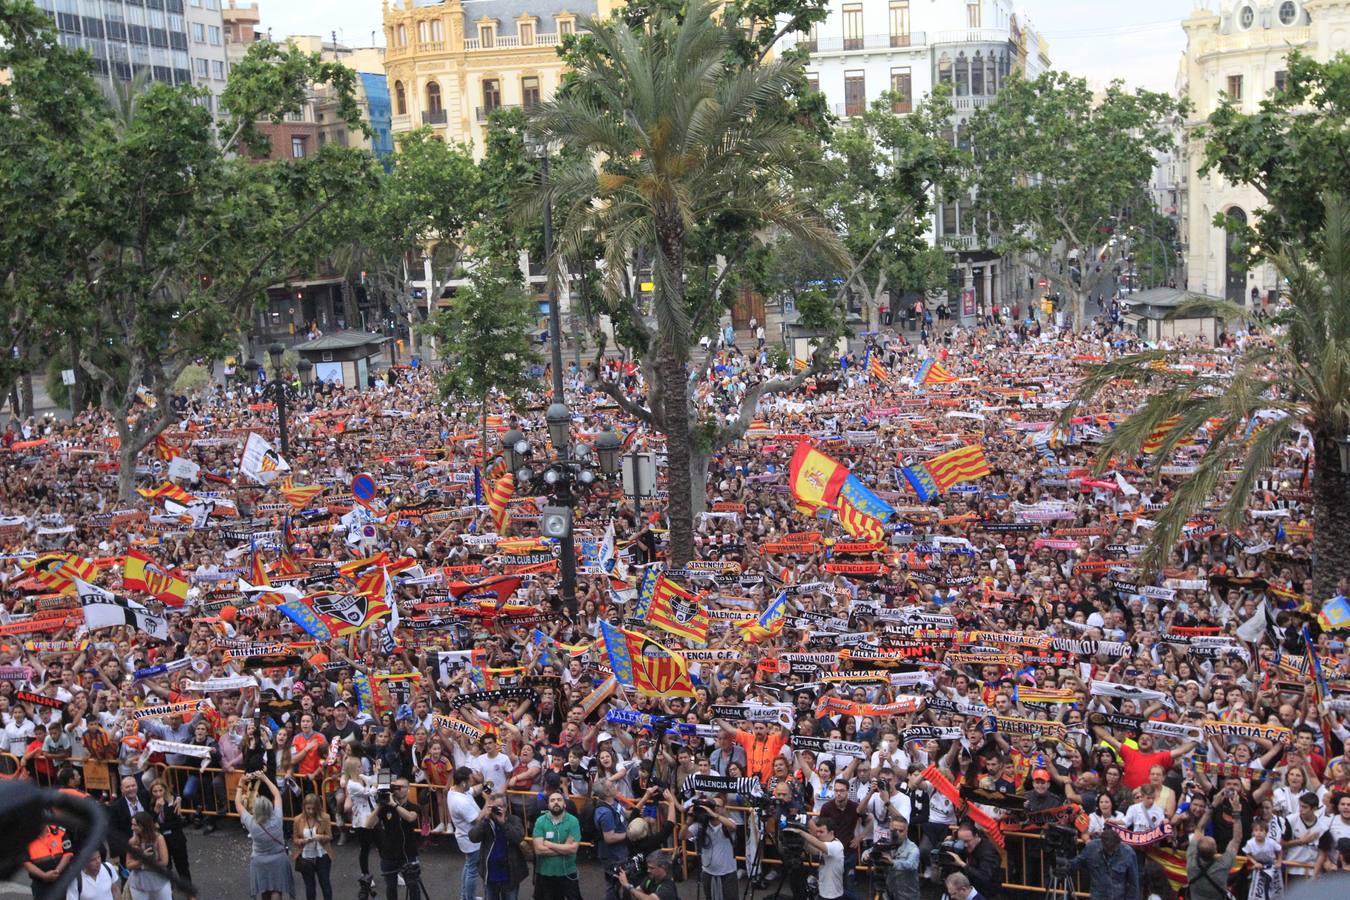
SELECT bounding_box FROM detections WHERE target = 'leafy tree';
[966,72,1181,329]
[818,90,965,330]
[1067,194,1350,601]
[530,0,849,565]
[49,33,379,499]
[426,259,540,454]
[1202,50,1350,258]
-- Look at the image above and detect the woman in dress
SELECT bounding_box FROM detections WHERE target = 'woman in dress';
[293,792,334,900]
[235,771,295,900]
[125,812,172,900]
[148,779,190,883]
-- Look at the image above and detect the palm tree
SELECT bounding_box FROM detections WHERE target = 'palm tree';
[1066,194,1350,602]
[527,0,848,566]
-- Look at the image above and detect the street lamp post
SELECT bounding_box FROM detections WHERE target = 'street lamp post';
[244,343,312,458]
[528,134,566,404]
[503,418,622,618]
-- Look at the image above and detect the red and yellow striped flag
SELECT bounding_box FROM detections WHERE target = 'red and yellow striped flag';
[488,473,514,536]
[925,445,992,492]
[1141,415,1191,454]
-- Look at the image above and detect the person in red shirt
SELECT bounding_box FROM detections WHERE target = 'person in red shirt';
[1092,725,1197,790]
[716,719,790,784]
[291,712,329,781]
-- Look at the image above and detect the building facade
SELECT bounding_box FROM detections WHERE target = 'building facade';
[32,0,229,113]
[381,0,619,157]
[1177,0,1349,304]
[775,0,1052,321]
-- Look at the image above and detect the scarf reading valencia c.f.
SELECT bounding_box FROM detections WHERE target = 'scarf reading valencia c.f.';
[133,700,205,720]
[447,687,537,711]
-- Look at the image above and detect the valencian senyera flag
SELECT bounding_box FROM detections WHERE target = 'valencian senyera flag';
[643,575,709,644]
[902,444,991,502]
[598,619,695,697]
[913,358,958,386]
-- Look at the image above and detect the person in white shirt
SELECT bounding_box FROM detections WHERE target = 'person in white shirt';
[792,817,845,900]
[1283,793,1327,871]
[470,733,515,794]
[64,848,119,900]
[1123,784,1166,833]
[445,767,484,900]
[4,705,34,756]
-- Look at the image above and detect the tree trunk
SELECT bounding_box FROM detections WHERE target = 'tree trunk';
[116,417,139,504]
[341,278,360,330]
[67,330,83,413]
[689,448,711,517]
[1312,431,1350,602]
[480,397,489,476]
[657,350,695,567]
[19,373,33,419]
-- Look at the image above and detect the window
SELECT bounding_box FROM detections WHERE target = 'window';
[805,72,819,94]
[191,21,203,41]
[397,24,407,45]
[890,67,911,113]
[889,1,909,46]
[426,80,442,112]
[842,4,862,50]
[1274,69,1289,92]
[844,70,865,116]
[556,17,574,36]
[1238,5,1254,28]
[394,80,406,115]
[800,22,818,52]
[192,56,208,77]
[937,53,952,85]
[291,136,306,158]
[519,21,534,45]
[417,20,428,43]
[521,75,540,108]
[482,78,501,113]
[431,20,443,41]
[211,59,224,79]
[1226,74,1243,101]
[1278,1,1297,24]
[207,24,219,44]
[971,51,984,94]
[955,52,969,96]
[967,2,980,28]
[478,23,495,47]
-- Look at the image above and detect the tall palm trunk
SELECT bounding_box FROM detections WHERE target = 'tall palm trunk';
[658,349,695,567]
[1312,430,1350,601]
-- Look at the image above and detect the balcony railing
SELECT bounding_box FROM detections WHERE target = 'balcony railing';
[951,95,995,110]
[415,41,445,53]
[463,31,562,50]
[930,28,1011,45]
[475,103,520,122]
[422,109,448,125]
[940,234,979,250]
[782,31,927,54]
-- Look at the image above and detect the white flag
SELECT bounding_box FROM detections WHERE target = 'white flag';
[240,432,290,485]
[74,577,169,641]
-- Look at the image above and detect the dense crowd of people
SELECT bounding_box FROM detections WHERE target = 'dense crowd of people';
[0,304,1343,900]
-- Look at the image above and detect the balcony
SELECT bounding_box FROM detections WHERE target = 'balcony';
[422,109,448,125]
[951,95,995,111]
[782,31,927,54]
[930,28,1011,45]
[415,41,445,53]
[463,32,561,50]
[832,102,867,118]
[940,234,979,250]
[475,103,520,122]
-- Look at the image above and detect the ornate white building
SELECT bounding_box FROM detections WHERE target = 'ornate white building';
[1177,0,1350,304]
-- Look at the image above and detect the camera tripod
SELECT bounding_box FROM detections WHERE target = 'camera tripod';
[1044,857,1075,900]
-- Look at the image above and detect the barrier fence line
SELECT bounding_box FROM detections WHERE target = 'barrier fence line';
[0,755,1312,895]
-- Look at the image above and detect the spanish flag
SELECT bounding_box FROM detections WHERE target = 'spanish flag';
[788,442,849,512]
[122,549,188,607]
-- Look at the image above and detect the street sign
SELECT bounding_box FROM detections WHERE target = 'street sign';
[1038,278,1048,288]
[351,473,377,508]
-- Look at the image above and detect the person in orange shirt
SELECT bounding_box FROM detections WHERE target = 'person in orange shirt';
[24,821,71,900]
[715,718,790,784]
[422,741,451,834]
[292,713,329,782]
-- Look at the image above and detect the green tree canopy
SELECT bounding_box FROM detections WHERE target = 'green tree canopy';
[966,71,1181,328]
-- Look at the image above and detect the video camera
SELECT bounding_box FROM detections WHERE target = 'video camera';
[1042,823,1078,873]
[937,838,966,873]
[606,853,647,886]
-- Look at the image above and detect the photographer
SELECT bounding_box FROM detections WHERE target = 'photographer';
[616,850,678,900]
[594,781,631,900]
[687,796,739,900]
[364,778,421,900]
[942,821,1003,900]
[467,792,529,900]
[881,814,920,900]
[784,817,846,900]
[1065,828,1139,900]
